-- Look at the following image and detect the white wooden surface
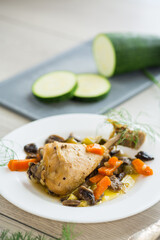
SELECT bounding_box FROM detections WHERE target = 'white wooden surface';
[0,0,160,239]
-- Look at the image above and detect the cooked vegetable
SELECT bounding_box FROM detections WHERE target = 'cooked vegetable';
[67,133,81,143]
[36,153,42,162]
[86,143,104,155]
[79,200,88,207]
[78,186,95,205]
[27,162,43,181]
[32,71,77,102]
[24,121,155,207]
[73,74,111,101]
[108,156,119,166]
[24,143,37,154]
[110,175,123,191]
[26,153,37,159]
[110,149,120,156]
[94,176,111,200]
[89,174,104,183]
[132,159,153,176]
[82,137,95,145]
[123,165,137,174]
[68,194,77,200]
[98,158,123,176]
[118,157,132,165]
[45,135,65,144]
[108,119,146,150]
[66,137,78,144]
[93,33,160,77]
[8,159,38,171]
[117,172,126,181]
[118,130,146,150]
[121,175,136,193]
[135,151,154,161]
[62,199,80,207]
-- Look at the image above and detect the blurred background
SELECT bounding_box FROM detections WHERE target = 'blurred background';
[1,0,160,81]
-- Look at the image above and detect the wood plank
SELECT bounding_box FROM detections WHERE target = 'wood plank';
[0,195,160,240]
[0,214,55,239]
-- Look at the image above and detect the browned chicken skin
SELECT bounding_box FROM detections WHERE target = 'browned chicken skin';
[41,142,103,195]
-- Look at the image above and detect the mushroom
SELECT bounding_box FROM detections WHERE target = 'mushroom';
[24,143,38,154]
[78,186,95,205]
[135,151,154,161]
[45,135,65,144]
[62,199,81,207]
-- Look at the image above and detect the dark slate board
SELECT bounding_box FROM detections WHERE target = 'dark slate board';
[0,40,159,120]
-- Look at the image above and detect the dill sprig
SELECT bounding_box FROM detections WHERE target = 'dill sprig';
[59,225,78,240]
[0,225,78,240]
[105,108,160,143]
[0,140,18,166]
[0,230,47,240]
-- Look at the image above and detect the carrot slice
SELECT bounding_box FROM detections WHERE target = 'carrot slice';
[89,174,104,183]
[132,158,153,176]
[94,176,111,200]
[8,159,37,171]
[108,156,119,166]
[98,166,114,176]
[98,160,123,176]
[36,153,41,161]
[86,143,104,155]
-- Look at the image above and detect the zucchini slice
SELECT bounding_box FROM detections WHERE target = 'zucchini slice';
[32,71,77,102]
[93,33,160,77]
[73,74,111,101]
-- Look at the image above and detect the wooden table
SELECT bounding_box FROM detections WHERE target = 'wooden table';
[0,0,160,239]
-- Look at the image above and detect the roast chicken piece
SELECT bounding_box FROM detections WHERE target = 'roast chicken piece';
[32,141,103,195]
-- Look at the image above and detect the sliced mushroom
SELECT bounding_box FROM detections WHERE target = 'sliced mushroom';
[67,133,81,142]
[118,157,132,165]
[26,153,37,159]
[62,199,80,207]
[135,151,154,161]
[38,147,44,159]
[117,172,126,181]
[27,162,44,182]
[110,149,120,156]
[45,135,65,144]
[24,143,38,154]
[78,186,95,205]
[110,175,123,191]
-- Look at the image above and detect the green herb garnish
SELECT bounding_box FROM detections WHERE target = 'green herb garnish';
[0,140,18,166]
[105,108,160,144]
[0,225,78,240]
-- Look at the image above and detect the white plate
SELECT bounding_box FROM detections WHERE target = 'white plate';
[0,114,159,223]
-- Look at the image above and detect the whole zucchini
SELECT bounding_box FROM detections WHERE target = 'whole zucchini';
[93,33,160,77]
